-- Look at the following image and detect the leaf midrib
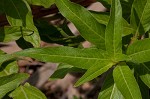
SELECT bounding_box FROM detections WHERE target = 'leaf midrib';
[58,0,105,41]
[21,52,110,61]
[76,63,113,86]
[109,84,116,99]
[20,86,42,99]
[128,48,150,57]
[112,1,117,56]
[134,0,148,33]
[119,67,134,99]
[21,86,28,99]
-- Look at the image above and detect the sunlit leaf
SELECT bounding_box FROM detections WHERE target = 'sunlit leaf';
[0,73,29,98]
[105,0,122,55]
[127,38,150,63]
[9,83,46,99]
[0,26,33,42]
[99,71,124,99]
[75,61,113,86]
[0,61,18,77]
[0,54,15,66]
[55,0,106,49]
[113,64,142,99]
[90,11,133,36]
[3,0,40,47]
[14,47,111,69]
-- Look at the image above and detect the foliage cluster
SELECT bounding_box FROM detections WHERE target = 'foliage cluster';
[0,0,150,98]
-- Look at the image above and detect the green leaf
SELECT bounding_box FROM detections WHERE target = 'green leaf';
[137,77,150,99]
[130,0,150,35]
[127,38,150,63]
[113,63,142,99]
[0,61,18,77]
[120,0,134,20]
[97,0,134,20]
[0,26,33,42]
[90,12,109,25]
[75,61,113,86]
[91,11,133,36]
[0,54,15,66]
[50,63,74,79]
[14,47,110,69]
[135,62,150,88]
[98,71,124,99]
[3,0,40,47]
[95,13,133,37]
[26,0,55,8]
[55,0,106,49]
[105,0,122,55]
[100,84,124,99]
[9,83,46,99]
[0,73,29,98]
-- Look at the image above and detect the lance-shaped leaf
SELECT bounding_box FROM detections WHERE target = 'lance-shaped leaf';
[134,62,150,88]
[127,38,150,63]
[3,0,40,47]
[55,0,106,49]
[130,0,150,35]
[0,73,29,98]
[9,83,46,99]
[14,47,111,69]
[120,0,134,19]
[99,84,123,99]
[105,0,122,55]
[51,63,86,79]
[75,61,114,86]
[0,54,16,66]
[137,77,150,99]
[0,26,33,42]
[0,61,18,77]
[97,0,134,20]
[50,63,74,79]
[90,12,109,25]
[113,64,142,99]
[90,11,134,36]
[26,0,55,8]
[0,52,18,76]
[98,71,124,99]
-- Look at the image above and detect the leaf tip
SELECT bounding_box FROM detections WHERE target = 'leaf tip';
[74,79,84,87]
